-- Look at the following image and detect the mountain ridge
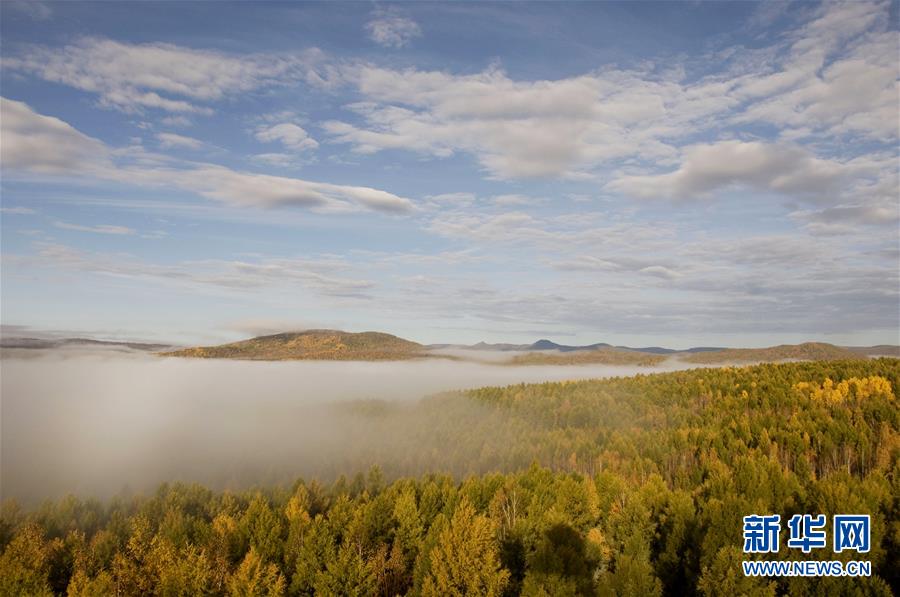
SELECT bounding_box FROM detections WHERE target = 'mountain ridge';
[156,330,896,364]
[0,337,171,351]
[5,330,897,364]
[681,342,863,364]
[434,339,725,354]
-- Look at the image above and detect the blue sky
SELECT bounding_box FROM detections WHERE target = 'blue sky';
[1,0,898,347]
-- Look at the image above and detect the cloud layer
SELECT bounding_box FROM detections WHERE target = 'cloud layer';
[3,37,323,113]
[2,98,413,214]
[0,1,896,346]
[324,1,896,187]
[366,11,422,48]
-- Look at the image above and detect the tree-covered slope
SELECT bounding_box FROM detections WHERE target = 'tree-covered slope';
[507,348,665,366]
[162,330,425,361]
[680,341,862,364]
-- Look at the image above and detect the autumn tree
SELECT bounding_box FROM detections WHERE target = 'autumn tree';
[421,498,510,596]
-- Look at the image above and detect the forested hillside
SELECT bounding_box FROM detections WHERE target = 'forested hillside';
[507,348,665,366]
[681,342,861,364]
[1,359,898,595]
[162,331,425,361]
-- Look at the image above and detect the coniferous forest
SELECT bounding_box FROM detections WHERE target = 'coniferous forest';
[2,359,898,596]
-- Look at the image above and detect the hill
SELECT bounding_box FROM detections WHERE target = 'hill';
[634,345,725,354]
[680,341,862,364]
[0,336,170,351]
[529,339,613,352]
[508,347,666,366]
[161,330,425,361]
[448,339,725,353]
[847,344,900,357]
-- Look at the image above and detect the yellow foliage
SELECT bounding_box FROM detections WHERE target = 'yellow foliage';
[793,376,894,404]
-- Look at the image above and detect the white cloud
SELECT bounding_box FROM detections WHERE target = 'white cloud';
[425,192,477,208]
[54,221,136,235]
[156,132,203,149]
[141,230,170,240]
[3,37,322,114]
[254,123,318,152]
[428,211,552,243]
[324,1,895,184]
[160,115,193,128]
[551,254,683,281]
[1,98,413,214]
[358,248,483,267]
[731,2,897,141]
[1,4,896,342]
[251,153,301,168]
[423,192,539,210]
[427,207,672,248]
[638,265,682,280]
[256,110,303,124]
[365,12,422,48]
[0,97,110,174]
[792,203,899,236]
[6,3,892,187]
[324,64,729,179]
[491,194,539,206]
[0,207,37,215]
[804,204,897,226]
[7,0,53,20]
[609,140,846,202]
[26,243,375,299]
[162,165,413,213]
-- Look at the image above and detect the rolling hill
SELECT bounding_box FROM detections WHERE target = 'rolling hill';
[529,339,612,352]
[508,348,666,366]
[160,332,894,365]
[847,345,900,357]
[0,337,170,351]
[680,342,863,364]
[161,330,426,361]
[437,339,725,353]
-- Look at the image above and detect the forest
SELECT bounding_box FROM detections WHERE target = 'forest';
[1,358,898,596]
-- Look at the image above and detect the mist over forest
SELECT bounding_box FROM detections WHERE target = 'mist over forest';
[1,348,699,503]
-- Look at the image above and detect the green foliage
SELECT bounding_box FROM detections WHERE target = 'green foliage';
[240,494,284,564]
[1,359,897,595]
[0,523,55,596]
[697,546,775,597]
[228,547,285,596]
[420,498,509,596]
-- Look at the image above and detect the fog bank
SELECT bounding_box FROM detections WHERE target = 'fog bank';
[2,349,697,503]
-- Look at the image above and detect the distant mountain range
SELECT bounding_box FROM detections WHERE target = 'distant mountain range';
[0,337,171,351]
[681,342,862,364]
[4,330,898,364]
[847,345,900,357]
[434,339,724,354]
[506,349,667,367]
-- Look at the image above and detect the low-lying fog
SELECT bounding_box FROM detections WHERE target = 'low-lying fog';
[1,347,698,503]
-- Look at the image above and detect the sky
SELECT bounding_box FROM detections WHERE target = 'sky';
[0,0,898,348]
